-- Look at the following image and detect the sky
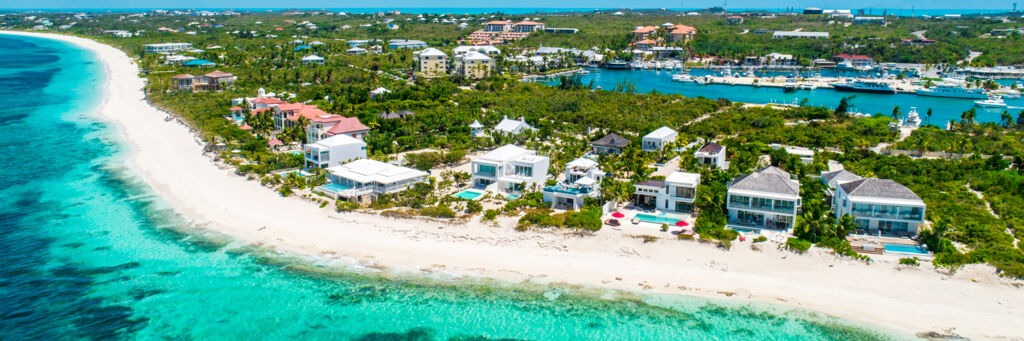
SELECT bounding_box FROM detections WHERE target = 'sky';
[0,0,1017,10]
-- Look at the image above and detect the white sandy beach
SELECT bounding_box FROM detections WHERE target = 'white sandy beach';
[6,31,1024,339]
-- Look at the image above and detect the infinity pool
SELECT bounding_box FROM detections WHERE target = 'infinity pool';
[452,189,485,200]
[633,213,682,225]
[884,243,929,255]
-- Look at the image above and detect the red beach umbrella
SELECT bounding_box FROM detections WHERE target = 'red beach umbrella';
[675,221,689,227]
[611,212,625,218]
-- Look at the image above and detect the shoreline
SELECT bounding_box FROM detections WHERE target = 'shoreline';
[6,31,1024,339]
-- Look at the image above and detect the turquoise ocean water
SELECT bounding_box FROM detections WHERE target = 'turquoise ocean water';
[0,34,908,340]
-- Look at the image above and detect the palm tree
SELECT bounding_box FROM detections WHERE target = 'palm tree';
[891,106,901,121]
[1000,111,1013,128]
[926,108,933,125]
[960,108,977,127]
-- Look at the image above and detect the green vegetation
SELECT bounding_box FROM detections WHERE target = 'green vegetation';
[785,238,812,254]
[899,257,921,266]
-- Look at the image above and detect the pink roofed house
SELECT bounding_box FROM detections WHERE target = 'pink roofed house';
[272,102,371,143]
[632,26,658,40]
[668,24,696,42]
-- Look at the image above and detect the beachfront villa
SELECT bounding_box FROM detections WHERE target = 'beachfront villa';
[641,126,677,152]
[543,157,605,210]
[591,133,630,155]
[303,134,367,169]
[413,48,449,75]
[319,159,429,203]
[833,178,927,235]
[632,171,701,213]
[144,42,193,54]
[493,116,534,135]
[453,51,494,79]
[727,166,802,230]
[820,169,864,208]
[470,144,550,195]
[694,142,727,169]
[170,70,236,92]
[271,102,370,143]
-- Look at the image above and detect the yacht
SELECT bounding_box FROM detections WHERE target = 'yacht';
[991,88,1021,99]
[915,84,989,99]
[829,80,896,94]
[836,62,874,72]
[974,96,1007,108]
[798,83,817,90]
[671,73,695,82]
[903,107,922,128]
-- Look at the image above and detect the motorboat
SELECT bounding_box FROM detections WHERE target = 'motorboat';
[671,73,695,82]
[974,96,1007,108]
[829,80,896,94]
[903,107,922,128]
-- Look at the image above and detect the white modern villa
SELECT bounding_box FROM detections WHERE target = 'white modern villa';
[694,142,727,169]
[726,166,801,230]
[632,171,701,213]
[833,178,927,235]
[470,144,549,195]
[543,157,605,210]
[319,159,428,202]
[641,126,677,152]
[303,134,367,169]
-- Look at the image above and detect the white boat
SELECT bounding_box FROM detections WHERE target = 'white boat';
[671,74,695,82]
[694,76,709,85]
[992,88,1021,99]
[974,96,1007,108]
[798,83,817,90]
[915,84,989,99]
[903,107,922,128]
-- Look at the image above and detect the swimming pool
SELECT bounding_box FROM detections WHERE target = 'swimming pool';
[452,189,484,200]
[728,226,761,234]
[321,183,351,192]
[633,213,683,225]
[884,243,929,255]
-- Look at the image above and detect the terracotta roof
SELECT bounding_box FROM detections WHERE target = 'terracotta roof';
[514,21,543,25]
[834,54,872,60]
[670,24,696,34]
[252,97,285,104]
[485,20,513,25]
[171,74,193,79]
[632,26,658,33]
[204,70,233,78]
[239,124,253,130]
[325,117,370,135]
[252,108,270,114]
[229,106,243,111]
[634,39,657,45]
[268,137,283,146]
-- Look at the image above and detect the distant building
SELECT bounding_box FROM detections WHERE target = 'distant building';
[591,133,630,155]
[833,54,874,67]
[413,48,449,75]
[170,70,235,92]
[853,16,886,25]
[803,7,824,14]
[493,116,534,135]
[144,42,193,54]
[727,16,744,24]
[301,55,325,64]
[668,24,696,42]
[543,27,578,34]
[484,20,514,32]
[388,39,428,49]
[453,51,494,79]
[632,26,658,40]
[512,21,545,33]
[833,178,926,235]
[772,31,829,39]
[304,134,367,169]
[104,30,133,37]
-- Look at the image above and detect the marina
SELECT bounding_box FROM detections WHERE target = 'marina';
[543,68,1024,125]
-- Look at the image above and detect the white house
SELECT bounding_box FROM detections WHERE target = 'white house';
[144,42,193,54]
[303,134,367,169]
[632,171,700,213]
[820,169,864,208]
[641,126,677,152]
[471,144,549,195]
[727,166,801,230]
[543,157,605,210]
[369,87,391,99]
[413,48,449,74]
[302,55,325,64]
[694,142,727,169]
[453,51,494,79]
[320,159,429,202]
[493,116,534,135]
[833,178,926,235]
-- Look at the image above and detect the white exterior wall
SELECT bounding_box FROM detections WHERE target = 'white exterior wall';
[833,187,926,235]
[304,139,367,168]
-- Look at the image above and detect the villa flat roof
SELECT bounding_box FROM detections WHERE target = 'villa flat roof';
[644,126,677,140]
[328,159,426,184]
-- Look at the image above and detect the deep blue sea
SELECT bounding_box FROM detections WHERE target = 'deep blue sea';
[0,33,909,340]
